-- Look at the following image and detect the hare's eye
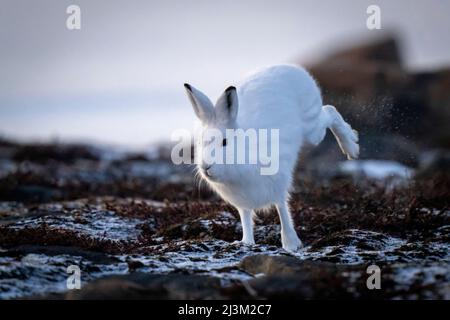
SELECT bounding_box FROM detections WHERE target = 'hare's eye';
[222,138,227,147]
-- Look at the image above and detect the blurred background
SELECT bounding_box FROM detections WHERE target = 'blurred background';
[1,0,449,151]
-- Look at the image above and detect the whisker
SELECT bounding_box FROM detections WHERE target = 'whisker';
[193,167,204,199]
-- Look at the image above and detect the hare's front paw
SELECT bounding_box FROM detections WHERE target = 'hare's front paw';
[282,232,303,252]
[231,239,255,246]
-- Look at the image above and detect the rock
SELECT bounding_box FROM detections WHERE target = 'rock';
[238,254,450,299]
[65,273,224,300]
[239,254,368,299]
[337,160,413,186]
[305,35,450,159]
[12,143,100,164]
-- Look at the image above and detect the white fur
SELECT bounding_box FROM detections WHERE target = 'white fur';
[184,65,359,251]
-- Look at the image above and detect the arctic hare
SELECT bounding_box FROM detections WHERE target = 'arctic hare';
[184,65,359,251]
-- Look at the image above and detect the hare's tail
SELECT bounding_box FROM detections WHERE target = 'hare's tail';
[310,105,359,160]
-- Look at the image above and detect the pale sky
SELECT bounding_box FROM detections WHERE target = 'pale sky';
[1,0,449,148]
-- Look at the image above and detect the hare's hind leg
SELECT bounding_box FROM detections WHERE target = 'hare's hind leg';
[276,202,302,251]
[238,208,255,245]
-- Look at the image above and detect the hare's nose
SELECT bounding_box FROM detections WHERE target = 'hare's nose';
[201,164,212,177]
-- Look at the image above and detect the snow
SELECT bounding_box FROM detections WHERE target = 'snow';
[339,160,413,180]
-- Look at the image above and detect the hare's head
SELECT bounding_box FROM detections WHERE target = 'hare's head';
[184,83,247,184]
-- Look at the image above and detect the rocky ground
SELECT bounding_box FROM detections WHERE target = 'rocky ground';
[1,36,449,300]
[0,140,449,300]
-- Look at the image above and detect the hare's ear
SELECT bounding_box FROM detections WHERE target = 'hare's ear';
[184,83,214,123]
[215,86,238,124]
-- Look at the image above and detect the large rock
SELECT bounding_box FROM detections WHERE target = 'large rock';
[306,36,450,158]
[238,255,370,299]
[238,254,450,299]
[65,273,224,300]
